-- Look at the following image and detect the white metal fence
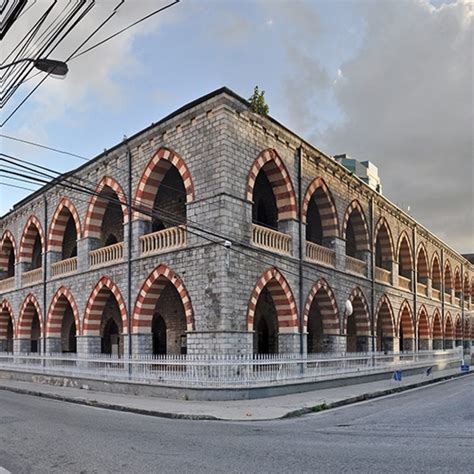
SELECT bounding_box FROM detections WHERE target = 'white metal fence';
[0,349,463,388]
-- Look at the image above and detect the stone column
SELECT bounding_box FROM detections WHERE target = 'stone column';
[14,338,32,353]
[76,335,101,356]
[131,333,153,355]
[333,237,346,272]
[278,219,300,257]
[76,238,99,273]
[426,278,433,299]
[45,337,62,354]
[391,262,399,286]
[278,332,301,354]
[131,219,150,258]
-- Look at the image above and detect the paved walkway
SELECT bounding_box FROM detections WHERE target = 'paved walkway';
[0,367,470,421]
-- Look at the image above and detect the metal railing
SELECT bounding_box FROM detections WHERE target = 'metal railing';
[51,257,78,278]
[21,268,42,286]
[398,275,411,291]
[0,276,15,292]
[89,242,124,269]
[345,255,366,276]
[375,267,391,284]
[305,241,335,267]
[0,349,461,388]
[140,225,186,256]
[252,223,292,255]
[417,282,427,296]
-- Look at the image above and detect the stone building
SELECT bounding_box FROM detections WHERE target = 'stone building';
[0,88,473,358]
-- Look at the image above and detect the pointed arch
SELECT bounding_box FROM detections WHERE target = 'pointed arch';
[246,149,297,221]
[83,277,128,336]
[344,287,370,336]
[397,231,413,272]
[17,293,43,339]
[444,260,453,292]
[464,318,471,342]
[133,147,195,221]
[463,272,470,301]
[417,305,430,340]
[0,230,17,273]
[302,177,339,235]
[133,264,194,332]
[398,300,415,337]
[0,299,15,340]
[453,266,462,298]
[48,198,82,252]
[444,312,454,339]
[84,176,129,239]
[430,252,442,291]
[46,287,81,338]
[303,278,340,334]
[416,242,429,282]
[374,216,395,266]
[341,200,370,252]
[454,314,463,340]
[19,215,45,263]
[432,309,443,339]
[375,294,396,337]
[247,267,298,333]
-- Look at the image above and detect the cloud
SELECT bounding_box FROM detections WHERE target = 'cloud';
[282,0,473,252]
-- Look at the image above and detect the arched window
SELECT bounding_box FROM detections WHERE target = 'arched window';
[374,218,394,271]
[454,268,462,301]
[342,201,369,260]
[253,169,278,229]
[0,232,16,280]
[416,244,429,289]
[444,261,453,295]
[397,233,413,286]
[48,199,81,261]
[19,216,45,272]
[375,296,395,353]
[431,254,442,293]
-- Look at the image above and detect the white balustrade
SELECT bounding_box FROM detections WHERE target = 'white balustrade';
[345,255,366,276]
[432,288,441,300]
[417,282,427,296]
[89,242,124,269]
[375,267,391,284]
[0,277,15,292]
[51,257,78,278]
[444,292,452,304]
[140,226,187,256]
[252,224,292,255]
[21,268,42,286]
[305,241,335,267]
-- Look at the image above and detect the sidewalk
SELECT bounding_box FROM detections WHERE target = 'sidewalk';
[0,368,470,421]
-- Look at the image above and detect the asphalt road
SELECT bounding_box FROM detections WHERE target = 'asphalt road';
[0,375,472,473]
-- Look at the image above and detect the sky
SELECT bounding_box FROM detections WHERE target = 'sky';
[1,0,472,253]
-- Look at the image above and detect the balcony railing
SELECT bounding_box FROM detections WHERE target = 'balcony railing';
[345,255,366,276]
[140,225,187,256]
[454,296,460,307]
[432,288,441,301]
[0,277,15,293]
[444,292,452,304]
[417,282,427,296]
[22,268,42,286]
[89,242,124,269]
[305,241,335,267]
[252,224,291,255]
[398,275,411,291]
[375,267,391,284]
[51,257,78,278]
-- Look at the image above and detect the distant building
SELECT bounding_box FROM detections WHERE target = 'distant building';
[334,154,382,194]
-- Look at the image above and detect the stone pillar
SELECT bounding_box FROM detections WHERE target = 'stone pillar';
[76,238,99,273]
[391,262,399,286]
[186,331,253,356]
[392,336,400,353]
[432,339,444,350]
[278,220,300,257]
[131,334,153,355]
[426,278,433,299]
[14,338,32,353]
[333,237,346,272]
[359,250,371,278]
[76,335,101,356]
[45,337,62,354]
[278,332,301,354]
[131,219,150,257]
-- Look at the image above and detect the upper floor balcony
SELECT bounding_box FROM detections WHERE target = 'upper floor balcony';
[252,224,291,256]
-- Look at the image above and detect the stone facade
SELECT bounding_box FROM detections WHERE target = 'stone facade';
[0,88,473,358]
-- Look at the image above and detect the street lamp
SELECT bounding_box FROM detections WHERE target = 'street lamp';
[0,57,68,77]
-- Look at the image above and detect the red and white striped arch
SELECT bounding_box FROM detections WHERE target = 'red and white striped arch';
[48,198,82,252]
[430,252,442,286]
[246,149,297,221]
[17,293,43,339]
[133,264,194,333]
[133,147,195,221]
[0,299,15,340]
[453,267,462,294]
[417,305,431,340]
[302,177,339,235]
[83,276,128,336]
[397,231,413,271]
[304,278,340,335]
[46,286,81,338]
[397,300,414,337]
[19,215,45,263]
[344,287,370,336]
[247,267,298,333]
[444,260,453,291]
[431,309,443,339]
[374,217,395,262]
[84,176,129,239]
[463,272,470,298]
[341,200,370,251]
[375,294,395,337]
[444,312,454,339]
[0,230,16,271]
[454,314,463,339]
[416,242,429,280]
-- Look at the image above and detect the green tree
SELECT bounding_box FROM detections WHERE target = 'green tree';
[248,86,269,116]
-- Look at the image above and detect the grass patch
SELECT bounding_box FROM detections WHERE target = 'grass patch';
[311,403,328,413]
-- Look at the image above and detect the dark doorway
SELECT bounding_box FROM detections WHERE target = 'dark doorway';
[152,313,167,355]
[31,310,40,353]
[102,319,120,355]
[253,287,278,354]
[252,170,277,229]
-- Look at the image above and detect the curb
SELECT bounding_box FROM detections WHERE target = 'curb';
[282,371,471,419]
[0,371,470,422]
